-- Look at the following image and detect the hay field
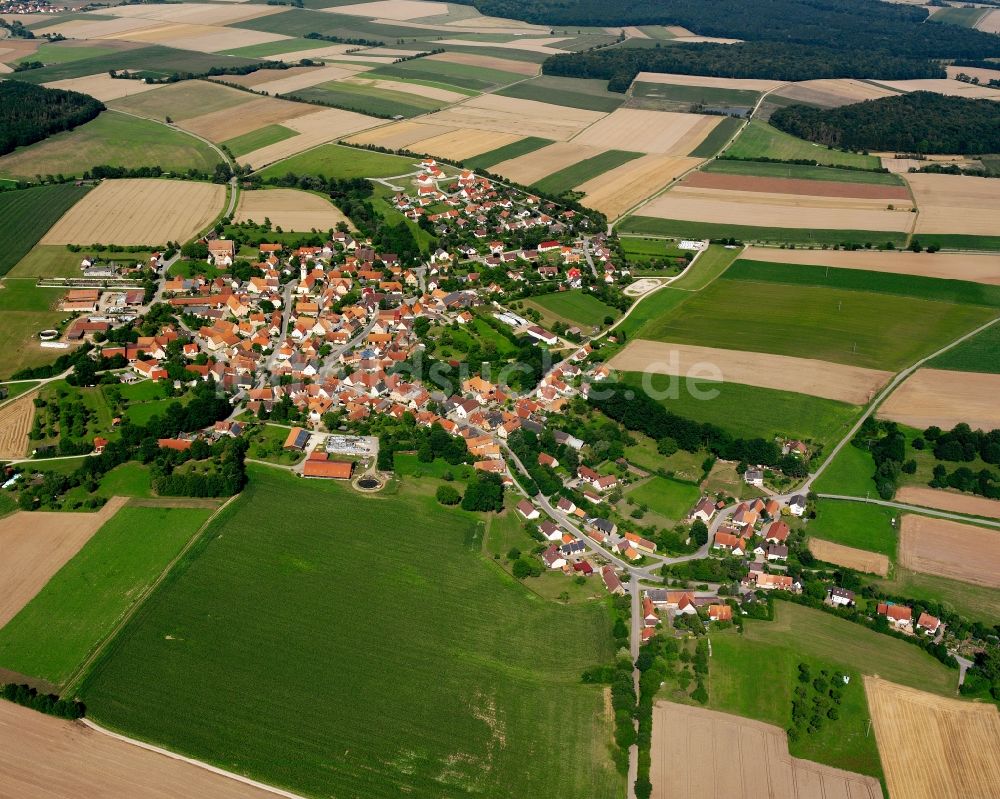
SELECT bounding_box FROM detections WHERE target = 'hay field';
[239,108,381,169]
[404,128,522,160]
[576,154,701,219]
[44,73,165,102]
[641,188,914,232]
[808,538,889,576]
[872,78,1000,100]
[41,180,225,246]
[878,368,1000,431]
[234,188,349,231]
[682,171,911,202]
[772,79,899,108]
[908,173,1000,236]
[607,339,889,404]
[895,486,1000,519]
[866,677,1000,799]
[419,94,605,141]
[649,702,883,799]
[250,64,366,95]
[346,120,455,151]
[0,702,292,799]
[0,497,127,628]
[899,514,1000,588]
[491,141,607,185]
[633,71,783,91]
[0,390,35,459]
[742,247,1000,285]
[428,50,539,76]
[572,109,722,155]
[180,97,313,143]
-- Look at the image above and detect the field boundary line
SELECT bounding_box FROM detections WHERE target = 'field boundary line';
[79,718,311,799]
[62,492,242,695]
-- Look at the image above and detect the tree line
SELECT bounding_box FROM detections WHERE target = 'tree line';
[0,81,104,157]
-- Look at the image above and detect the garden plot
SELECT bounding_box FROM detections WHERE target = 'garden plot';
[681,171,911,202]
[427,50,539,77]
[571,109,723,155]
[899,514,1000,588]
[877,368,1000,431]
[180,96,314,143]
[491,142,608,185]
[895,486,1000,520]
[575,154,701,219]
[234,188,349,231]
[633,71,783,92]
[43,72,165,102]
[607,339,890,404]
[808,538,889,577]
[239,108,381,170]
[41,179,225,246]
[908,173,1000,236]
[421,94,605,141]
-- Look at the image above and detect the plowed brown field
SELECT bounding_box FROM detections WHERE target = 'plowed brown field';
[899,514,1000,588]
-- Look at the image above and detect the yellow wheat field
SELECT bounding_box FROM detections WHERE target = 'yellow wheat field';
[895,486,1000,520]
[571,108,723,155]
[878,368,1000,431]
[0,390,35,460]
[491,142,608,185]
[420,94,605,141]
[234,188,349,232]
[575,153,702,219]
[898,514,1000,589]
[908,172,1000,236]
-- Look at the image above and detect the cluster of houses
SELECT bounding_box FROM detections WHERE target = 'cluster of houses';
[639,589,735,641]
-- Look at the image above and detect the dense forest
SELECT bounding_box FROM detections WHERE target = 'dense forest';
[452,0,1000,60]
[543,42,941,92]
[770,92,1000,155]
[0,81,104,156]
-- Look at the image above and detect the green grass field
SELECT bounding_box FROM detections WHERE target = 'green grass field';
[0,281,71,378]
[535,150,643,196]
[623,475,700,523]
[614,286,689,340]
[813,444,878,497]
[875,568,1000,626]
[0,505,212,686]
[620,372,860,452]
[806,499,898,558]
[18,42,119,65]
[78,468,622,798]
[257,144,416,181]
[110,81,251,123]
[687,116,743,158]
[723,121,880,169]
[221,38,333,58]
[497,76,624,112]
[929,6,989,27]
[669,243,740,290]
[704,159,904,185]
[222,124,298,158]
[638,277,995,370]
[928,321,1000,373]
[616,216,908,247]
[913,232,1000,252]
[0,184,91,276]
[631,80,760,108]
[291,79,447,118]
[523,289,620,329]
[369,59,524,92]
[464,137,553,169]
[0,111,220,182]
[8,245,155,279]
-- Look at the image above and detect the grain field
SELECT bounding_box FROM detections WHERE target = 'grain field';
[898,514,1000,588]
[877,368,1000,431]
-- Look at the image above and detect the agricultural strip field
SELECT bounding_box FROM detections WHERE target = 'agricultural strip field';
[490,141,608,186]
[522,290,620,329]
[877,368,1000,431]
[630,80,762,111]
[237,108,383,170]
[680,171,911,202]
[0,111,220,182]
[608,339,888,404]
[533,150,643,196]
[0,701,288,799]
[907,172,1000,238]
[572,109,723,155]
[631,72,784,92]
[44,73,167,102]
[179,97,316,144]
[221,124,298,158]
[768,79,900,110]
[234,188,350,231]
[898,514,1000,589]
[496,75,625,112]
[617,371,860,452]
[463,136,552,169]
[614,286,690,340]
[289,80,449,118]
[865,677,1000,799]
[808,538,889,577]
[894,486,1000,520]
[649,702,883,799]
[0,504,214,687]
[616,217,909,247]
[575,154,701,220]
[705,159,905,185]
[108,80,255,123]
[668,244,741,290]
[632,276,996,370]
[0,282,73,379]
[367,59,526,92]
[416,94,605,141]
[0,184,91,276]
[399,128,523,162]
[686,116,743,158]
[928,322,1000,373]
[77,468,621,798]
[723,121,881,169]
[0,390,35,460]
[0,497,128,630]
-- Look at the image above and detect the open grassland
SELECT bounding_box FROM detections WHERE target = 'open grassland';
[497,75,624,112]
[624,476,700,524]
[899,514,1000,589]
[706,159,904,185]
[866,677,1000,799]
[724,121,880,168]
[0,282,71,379]
[619,371,860,451]
[234,188,349,231]
[463,136,551,169]
[669,244,740,290]
[41,179,225,246]
[637,277,995,370]
[576,153,701,220]
[877,368,1000,431]
[79,468,621,799]
[875,568,1000,626]
[895,486,1000,520]
[0,184,91,276]
[813,444,878,497]
[908,172,1000,238]
[617,217,909,247]
[0,112,220,182]
[927,322,1000,373]
[0,390,35,460]
[534,150,643,196]
[610,339,888,404]
[0,505,213,687]
[807,500,898,559]
[221,124,297,158]
[649,702,883,799]
[522,289,620,329]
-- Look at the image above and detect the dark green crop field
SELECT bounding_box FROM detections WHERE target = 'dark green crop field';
[0,183,91,276]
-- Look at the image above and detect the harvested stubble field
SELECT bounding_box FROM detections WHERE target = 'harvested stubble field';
[419,94,605,141]
[333,0,449,20]
[877,368,1000,431]
[346,120,456,151]
[681,171,911,201]
[234,188,349,231]
[491,141,607,185]
[978,8,1000,32]
[43,72,165,102]
[41,179,225,246]
[0,702,289,799]
[103,2,284,26]
[0,497,127,629]
[250,64,365,95]
[575,154,701,220]
[633,71,783,92]
[608,339,890,404]
[344,76,467,103]
[427,50,538,76]
[808,538,889,576]
[771,78,900,108]
[742,247,1000,285]
[907,172,1000,236]
[213,65,318,88]
[179,96,314,143]
[898,514,1000,588]
[237,108,381,170]
[649,702,883,799]
[404,127,522,160]
[572,108,722,155]
[895,486,1000,520]
[865,677,1000,799]
[0,390,35,459]
[871,78,1000,100]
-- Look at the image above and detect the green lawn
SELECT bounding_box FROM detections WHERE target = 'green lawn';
[812,444,878,497]
[623,475,700,523]
[705,159,904,185]
[523,289,621,329]
[256,144,416,180]
[723,121,880,169]
[0,281,70,378]
[0,505,212,686]
[669,243,740,290]
[638,277,996,370]
[687,116,743,158]
[78,467,621,798]
[534,150,643,195]
[806,499,898,558]
[222,124,298,158]
[0,184,91,276]
[497,76,624,112]
[620,372,860,452]
[0,111,220,182]
[927,320,1000,373]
